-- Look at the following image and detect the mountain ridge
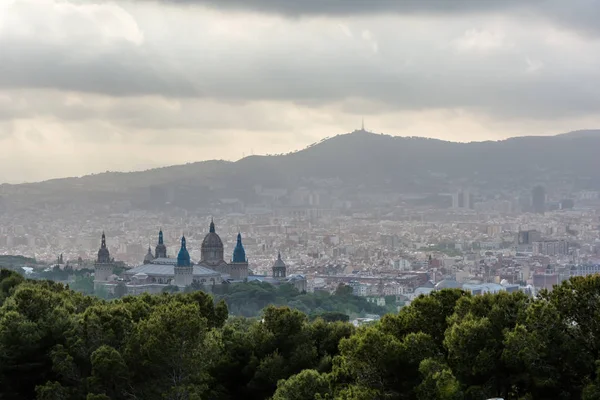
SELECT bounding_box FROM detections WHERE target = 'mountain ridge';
[3,129,599,187]
[1,129,600,212]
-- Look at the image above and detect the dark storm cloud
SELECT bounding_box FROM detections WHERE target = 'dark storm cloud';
[147,0,530,16]
[149,0,600,35]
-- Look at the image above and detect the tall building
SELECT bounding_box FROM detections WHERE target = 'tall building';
[533,240,569,256]
[532,185,546,214]
[94,232,114,290]
[518,230,542,245]
[452,190,473,210]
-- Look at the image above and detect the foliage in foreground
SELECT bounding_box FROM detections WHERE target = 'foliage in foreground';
[3,269,600,399]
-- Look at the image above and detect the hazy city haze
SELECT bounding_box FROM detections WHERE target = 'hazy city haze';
[1,0,600,183]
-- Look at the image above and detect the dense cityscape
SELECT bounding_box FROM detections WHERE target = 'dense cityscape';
[2,146,600,313]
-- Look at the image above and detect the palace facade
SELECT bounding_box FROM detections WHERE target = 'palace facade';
[93,220,250,295]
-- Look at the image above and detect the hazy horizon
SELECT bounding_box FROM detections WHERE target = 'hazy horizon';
[3,128,599,185]
[2,0,600,183]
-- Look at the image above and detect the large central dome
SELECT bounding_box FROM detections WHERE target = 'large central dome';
[201,219,224,265]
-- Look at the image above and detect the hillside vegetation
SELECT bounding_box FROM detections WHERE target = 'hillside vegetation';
[3,269,600,399]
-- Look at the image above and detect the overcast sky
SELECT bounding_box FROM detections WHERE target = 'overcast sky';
[1,0,599,183]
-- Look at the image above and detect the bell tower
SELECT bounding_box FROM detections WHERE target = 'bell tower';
[94,232,114,290]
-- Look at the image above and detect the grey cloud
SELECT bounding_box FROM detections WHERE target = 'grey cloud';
[2,41,600,122]
[543,0,600,36]
[1,0,600,123]
[0,89,307,135]
[0,43,196,98]
[147,0,532,16]
[149,0,600,34]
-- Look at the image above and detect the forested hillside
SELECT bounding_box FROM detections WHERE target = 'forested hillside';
[2,269,600,399]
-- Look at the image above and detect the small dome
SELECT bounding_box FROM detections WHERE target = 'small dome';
[177,236,191,267]
[144,247,154,264]
[97,247,110,262]
[273,252,286,269]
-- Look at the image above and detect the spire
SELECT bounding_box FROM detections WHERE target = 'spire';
[158,229,164,245]
[101,231,106,248]
[177,235,191,267]
[278,251,282,261]
[209,218,215,233]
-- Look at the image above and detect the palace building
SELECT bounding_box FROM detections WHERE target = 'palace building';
[93,220,305,296]
[94,220,249,295]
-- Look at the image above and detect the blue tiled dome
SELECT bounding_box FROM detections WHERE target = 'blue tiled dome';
[232,233,246,263]
[177,236,191,267]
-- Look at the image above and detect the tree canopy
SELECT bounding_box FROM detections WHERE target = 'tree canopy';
[211,281,388,318]
[3,268,600,400]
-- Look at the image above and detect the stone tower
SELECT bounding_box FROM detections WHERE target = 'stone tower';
[272,251,286,279]
[230,232,249,280]
[155,229,167,259]
[94,232,114,290]
[174,236,193,288]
